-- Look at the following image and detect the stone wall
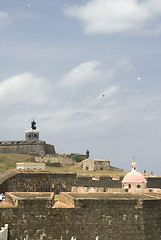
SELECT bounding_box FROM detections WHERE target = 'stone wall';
[146,177,161,188]
[35,154,75,166]
[0,172,77,194]
[0,172,122,194]
[82,159,110,171]
[0,141,55,155]
[0,171,161,196]
[0,192,161,240]
[76,175,122,188]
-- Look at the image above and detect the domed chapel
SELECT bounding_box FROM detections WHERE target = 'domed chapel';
[122,159,147,189]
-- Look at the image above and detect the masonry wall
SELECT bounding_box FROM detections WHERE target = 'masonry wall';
[1,172,161,196]
[76,175,122,188]
[146,177,161,189]
[0,172,77,194]
[0,141,55,155]
[143,199,161,239]
[0,173,122,194]
[0,197,161,240]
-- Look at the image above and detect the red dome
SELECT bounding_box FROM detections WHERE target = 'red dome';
[122,171,147,183]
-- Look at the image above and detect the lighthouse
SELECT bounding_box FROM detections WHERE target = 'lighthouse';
[25,120,40,141]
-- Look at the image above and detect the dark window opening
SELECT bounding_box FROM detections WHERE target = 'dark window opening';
[29,185,34,192]
[41,183,50,192]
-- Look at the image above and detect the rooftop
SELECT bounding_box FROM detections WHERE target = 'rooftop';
[62,192,157,200]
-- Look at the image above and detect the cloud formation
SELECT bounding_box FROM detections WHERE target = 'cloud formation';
[0,73,50,106]
[64,0,161,34]
[60,61,114,88]
[0,11,10,29]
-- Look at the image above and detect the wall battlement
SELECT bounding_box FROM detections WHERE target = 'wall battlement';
[0,192,161,240]
[0,170,161,195]
[0,140,55,155]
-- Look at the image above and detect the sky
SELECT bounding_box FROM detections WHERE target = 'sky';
[0,0,161,174]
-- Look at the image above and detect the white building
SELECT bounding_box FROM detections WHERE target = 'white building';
[16,162,45,170]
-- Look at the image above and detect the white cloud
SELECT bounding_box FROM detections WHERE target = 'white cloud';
[64,0,161,34]
[0,73,50,105]
[60,61,115,90]
[60,61,102,87]
[0,11,10,29]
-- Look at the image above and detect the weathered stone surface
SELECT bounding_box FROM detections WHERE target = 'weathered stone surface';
[0,192,161,240]
[1,171,161,196]
[0,140,55,155]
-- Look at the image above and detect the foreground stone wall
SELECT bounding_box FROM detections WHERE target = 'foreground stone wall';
[0,192,161,240]
[0,141,55,155]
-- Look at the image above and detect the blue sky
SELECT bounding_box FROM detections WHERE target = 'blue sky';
[0,0,161,174]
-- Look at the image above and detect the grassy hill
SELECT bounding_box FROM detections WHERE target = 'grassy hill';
[0,153,126,177]
[0,153,34,170]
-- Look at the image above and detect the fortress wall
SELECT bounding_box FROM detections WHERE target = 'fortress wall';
[0,193,161,240]
[76,175,122,188]
[143,199,161,239]
[0,141,55,155]
[44,144,56,154]
[146,177,161,189]
[1,172,161,196]
[0,172,77,194]
[35,155,75,166]
[0,172,122,194]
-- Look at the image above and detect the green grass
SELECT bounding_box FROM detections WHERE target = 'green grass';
[45,164,126,177]
[54,194,60,201]
[0,153,126,177]
[0,153,34,170]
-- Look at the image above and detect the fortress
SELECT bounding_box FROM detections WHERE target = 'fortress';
[0,121,55,155]
[0,121,161,240]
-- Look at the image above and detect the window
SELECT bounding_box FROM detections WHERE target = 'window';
[137,184,141,188]
[29,185,34,192]
[86,166,89,170]
[129,184,131,188]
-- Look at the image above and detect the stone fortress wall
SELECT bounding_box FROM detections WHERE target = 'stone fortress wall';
[0,170,161,195]
[0,121,161,240]
[0,171,122,194]
[34,154,77,166]
[0,191,161,240]
[0,171,161,240]
[0,140,55,155]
